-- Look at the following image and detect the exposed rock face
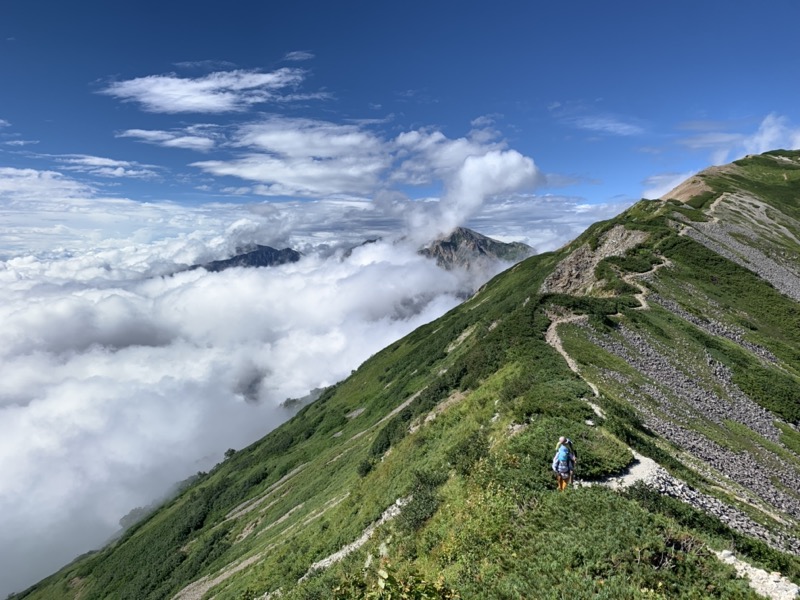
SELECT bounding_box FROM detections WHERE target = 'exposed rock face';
[540,224,649,295]
[195,245,301,272]
[419,227,533,270]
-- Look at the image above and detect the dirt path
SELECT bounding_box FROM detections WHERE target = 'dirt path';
[621,256,672,311]
[545,313,598,397]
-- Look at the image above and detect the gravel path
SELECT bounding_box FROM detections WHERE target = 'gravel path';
[716,550,800,600]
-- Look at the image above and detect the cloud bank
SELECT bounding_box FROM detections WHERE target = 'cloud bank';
[0,238,465,594]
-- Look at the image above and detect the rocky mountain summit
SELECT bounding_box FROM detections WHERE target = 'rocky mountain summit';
[14,151,800,600]
[418,226,533,270]
[344,227,533,273]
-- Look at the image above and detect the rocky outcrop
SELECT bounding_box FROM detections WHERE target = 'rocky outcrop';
[540,225,649,295]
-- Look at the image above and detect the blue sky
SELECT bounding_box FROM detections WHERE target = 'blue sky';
[3,0,800,256]
[3,1,800,595]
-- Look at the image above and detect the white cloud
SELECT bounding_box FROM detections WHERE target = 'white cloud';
[679,113,800,164]
[0,223,470,593]
[56,154,160,179]
[190,118,544,227]
[193,117,390,197]
[3,139,39,146]
[568,115,645,136]
[0,118,10,127]
[467,193,635,252]
[100,68,312,113]
[392,128,507,185]
[0,167,94,200]
[284,50,315,61]
[118,127,217,151]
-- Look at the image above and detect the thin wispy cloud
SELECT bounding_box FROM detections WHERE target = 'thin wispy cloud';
[0,119,10,127]
[3,139,38,146]
[56,154,160,179]
[549,100,645,137]
[567,115,645,136]
[100,68,311,113]
[172,59,238,70]
[677,119,743,132]
[118,126,218,151]
[284,50,315,61]
[678,113,800,164]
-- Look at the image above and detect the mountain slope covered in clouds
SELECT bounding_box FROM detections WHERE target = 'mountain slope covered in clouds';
[13,151,800,599]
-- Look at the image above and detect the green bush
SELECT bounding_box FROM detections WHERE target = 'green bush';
[357,459,374,477]
[399,469,448,531]
[447,429,489,476]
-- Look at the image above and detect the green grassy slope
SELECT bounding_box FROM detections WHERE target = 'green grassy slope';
[13,151,800,600]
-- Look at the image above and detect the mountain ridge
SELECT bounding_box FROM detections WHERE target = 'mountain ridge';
[12,150,800,599]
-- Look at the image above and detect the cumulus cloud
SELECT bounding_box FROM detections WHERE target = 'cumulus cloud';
[392,127,506,185]
[189,115,543,209]
[679,113,800,164]
[99,68,319,113]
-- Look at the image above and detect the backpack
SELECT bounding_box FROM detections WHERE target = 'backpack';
[555,443,574,473]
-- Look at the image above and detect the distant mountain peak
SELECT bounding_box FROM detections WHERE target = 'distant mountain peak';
[419,226,533,270]
[194,244,301,272]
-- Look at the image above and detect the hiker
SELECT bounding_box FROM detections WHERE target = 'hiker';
[552,436,577,491]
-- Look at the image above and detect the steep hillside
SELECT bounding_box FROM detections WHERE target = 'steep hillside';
[13,151,800,599]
